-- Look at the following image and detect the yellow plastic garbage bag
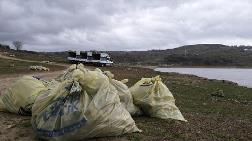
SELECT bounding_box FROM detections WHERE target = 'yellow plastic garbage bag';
[130,76,186,121]
[103,71,141,116]
[40,79,60,90]
[56,64,87,82]
[70,66,141,115]
[32,69,140,141]
[0,76,47,115]
[56,64,77,82]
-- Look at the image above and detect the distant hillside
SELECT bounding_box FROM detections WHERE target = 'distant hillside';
[1,43,252,67]
[108,44,252,67]
[0,43,11,51]
[0,43,67,63]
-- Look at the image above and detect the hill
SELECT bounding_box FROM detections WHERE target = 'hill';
[108,44,252,67]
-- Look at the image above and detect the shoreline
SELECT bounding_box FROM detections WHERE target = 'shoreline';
[154,68,252,89]
[124,65,252,89]
[136,65,252,69]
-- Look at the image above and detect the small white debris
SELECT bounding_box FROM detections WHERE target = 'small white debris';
[29,65,50,71]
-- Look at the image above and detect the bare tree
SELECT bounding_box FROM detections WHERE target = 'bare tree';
[12,41,23,51]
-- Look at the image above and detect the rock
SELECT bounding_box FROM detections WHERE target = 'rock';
[210,89,225,97]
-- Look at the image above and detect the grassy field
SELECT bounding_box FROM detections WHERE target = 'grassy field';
[0,63,251,140]
[0,48,67,63]
[0,58,66,75]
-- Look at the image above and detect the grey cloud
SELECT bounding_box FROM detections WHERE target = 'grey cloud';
[0,0,252,51]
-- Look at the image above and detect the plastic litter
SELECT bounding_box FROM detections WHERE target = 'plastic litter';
[130,76,186,121]
[0,76,47,115]
[31,67,140,141]
[104,71,141,116]
[30,65,50,71]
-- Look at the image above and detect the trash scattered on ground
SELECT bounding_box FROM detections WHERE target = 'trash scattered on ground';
[0,76,47,115]
[41,61,49,63]
[1,64,186,140]
[29,65,50,71]
[130,75,187,121]
[10,63,15,67]
[41,60,54,64]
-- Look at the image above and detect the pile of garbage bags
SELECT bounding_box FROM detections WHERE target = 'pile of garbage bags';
[0,64,186,140]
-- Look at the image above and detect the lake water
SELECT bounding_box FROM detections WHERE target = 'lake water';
[155,68,252,88]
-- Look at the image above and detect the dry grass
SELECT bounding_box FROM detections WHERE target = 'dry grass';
[0,58,66,75]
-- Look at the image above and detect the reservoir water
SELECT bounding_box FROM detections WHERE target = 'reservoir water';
[155,68,252,88]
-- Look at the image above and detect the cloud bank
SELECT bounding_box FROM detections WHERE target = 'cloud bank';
[0,0,252,51]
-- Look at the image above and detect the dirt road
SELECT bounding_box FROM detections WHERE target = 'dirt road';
[0,54,69,67]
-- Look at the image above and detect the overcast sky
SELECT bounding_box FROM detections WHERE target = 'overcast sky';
[0,0,252,51]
